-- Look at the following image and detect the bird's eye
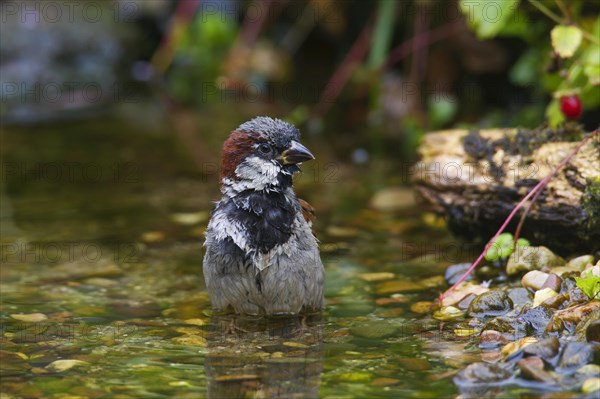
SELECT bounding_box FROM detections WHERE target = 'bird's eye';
[258,143,271,155]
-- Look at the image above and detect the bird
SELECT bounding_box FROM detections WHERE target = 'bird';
[203,117,325,316]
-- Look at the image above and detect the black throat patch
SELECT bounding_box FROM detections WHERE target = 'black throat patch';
[224,190,296,254]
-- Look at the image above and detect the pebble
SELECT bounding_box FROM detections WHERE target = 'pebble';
[567,255,594,271]
[479,330,509,347]
[576,364,600,377]
[350,320,398,339]
[444,263,473,285]
[506,287,533,309]
[467,290,513,318]
[10,313,48,323]
[586,319,600,343]
[358,272,395,282]
[582,378,600,394]
[338,372,372,382]
[501,337,538,358]
[517,356,554,382]
[555,300,600,323]
[433,306,465,321]
[522,271,562,292]
[533,288,558,307]
[45,359,88,372]
[557,341,596,371]
[410,301,435,314]
[522,337,560,361]
[442,282,489,307]
[456,293,477,310]
[506,246,563,275]
[375,279,425,295]
[375,296,409,306]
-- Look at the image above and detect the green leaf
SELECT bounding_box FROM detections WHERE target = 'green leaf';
[575,276,600,300]
[484,233,515,261]
[460,0,520,39]
[551,25,583,58]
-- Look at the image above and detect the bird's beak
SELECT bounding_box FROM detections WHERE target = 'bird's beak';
[281,141,315,165]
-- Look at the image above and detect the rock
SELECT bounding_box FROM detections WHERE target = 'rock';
[10,313,47,323]
[506,246,564,275]
[555,300,600,323]
[441,282,489,307]
[456,293,477,310]
[542,274,562,292]
[539,293,569,309]
[397,357,431,371]
[484,316,528,341]
[586,320,600,343]
[370,377,400,386]
[433,306,465,321]
[375,279,425,295]
[517,356,554,382]
[467,290,513,319]
[576,364,600,377]
[507,287,533,309]
[522,306,554,335]
[410,301,435,314]
[369,187,415,211]
[420,275,446,288]
[45,359,88,372]
[521,271,550,290]
[501,337,538,359]
[575,308,600,341]
[376,296,409,306]
[445,263,473,285]
[582,378,600,394]
[533,288,559,307]
[523,337,560,361]
[454,362,514,386]
[350,320,398,339]
[550,266,583,277]
[479,330,509,348]
[358,272,395,282]
[338,372,372,382]
[557,342,597,371]
[567,255,594,271]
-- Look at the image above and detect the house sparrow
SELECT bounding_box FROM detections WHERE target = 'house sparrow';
[203,117,324,315]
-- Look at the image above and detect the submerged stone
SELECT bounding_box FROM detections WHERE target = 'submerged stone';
[445,263,473,285]
[454,362,514,385]
[506,287,533,309]
[557,341,597,371]
[350,320,398,339]
[522,337,560,361]
[522,306,554,335]
[467,290,513,319]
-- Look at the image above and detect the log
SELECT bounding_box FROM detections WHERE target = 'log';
[411,125,600,255]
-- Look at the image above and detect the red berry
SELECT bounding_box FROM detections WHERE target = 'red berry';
[560,95,582,119]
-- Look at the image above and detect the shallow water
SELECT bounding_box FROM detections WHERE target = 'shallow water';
[1,113,574,398]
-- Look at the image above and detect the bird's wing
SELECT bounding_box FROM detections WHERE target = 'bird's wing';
[298,198,316,224]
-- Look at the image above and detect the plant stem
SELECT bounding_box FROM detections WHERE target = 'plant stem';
[529,0,564,25]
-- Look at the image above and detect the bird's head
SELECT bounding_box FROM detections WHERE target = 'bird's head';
[220,117,315,196]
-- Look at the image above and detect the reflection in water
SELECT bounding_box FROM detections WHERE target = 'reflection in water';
[205,315,324,399]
